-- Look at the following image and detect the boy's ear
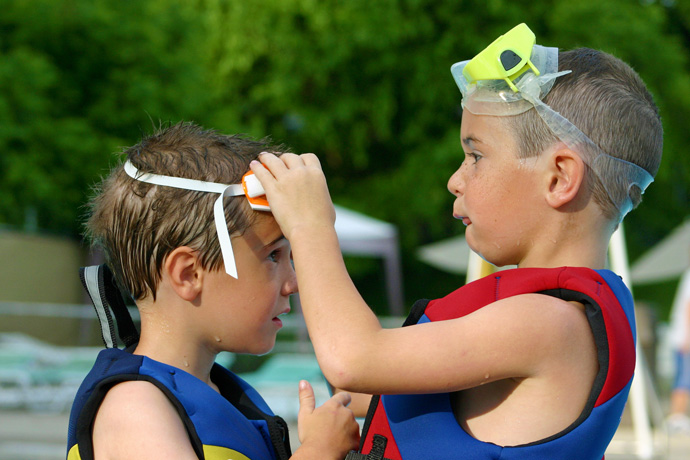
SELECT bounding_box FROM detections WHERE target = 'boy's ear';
[543,146,587,210]
[163,247,203,302]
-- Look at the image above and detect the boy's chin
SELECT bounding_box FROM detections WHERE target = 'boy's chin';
[253,339,278,357]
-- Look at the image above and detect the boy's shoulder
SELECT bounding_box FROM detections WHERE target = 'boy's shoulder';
[92,379,199,459]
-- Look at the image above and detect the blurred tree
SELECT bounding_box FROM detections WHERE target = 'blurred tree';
[199,0,544,246]
[1,0,688,309]
[200,0,689,255]
[199,0,690,306]
[0,0,213,234]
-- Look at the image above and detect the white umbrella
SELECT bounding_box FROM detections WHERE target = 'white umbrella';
[332,205,404,315]
[630,220,690,285]
[416,235,470,274]
[416,235,515,276]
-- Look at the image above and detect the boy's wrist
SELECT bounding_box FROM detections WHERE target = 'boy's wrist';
[287,224,338,246]
[294,442,346,460]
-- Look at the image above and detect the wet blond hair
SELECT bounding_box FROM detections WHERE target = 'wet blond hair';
[86,122,284,300]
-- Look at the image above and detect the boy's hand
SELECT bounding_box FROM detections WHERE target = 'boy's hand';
[295,380,360,459]
[250,153,336,241]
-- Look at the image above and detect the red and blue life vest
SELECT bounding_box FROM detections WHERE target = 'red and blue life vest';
[351,267,636,460]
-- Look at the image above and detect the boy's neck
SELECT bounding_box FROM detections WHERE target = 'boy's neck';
[516,209,615,270]
[517,240,608,270]
[133,295,220,391]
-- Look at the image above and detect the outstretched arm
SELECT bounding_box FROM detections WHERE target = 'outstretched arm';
[251,154,595,395]
[251,153,386,389]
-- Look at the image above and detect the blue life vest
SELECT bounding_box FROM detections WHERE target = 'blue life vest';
[67,265,291,460]
[66,348,291,460]
[351,267,636,460]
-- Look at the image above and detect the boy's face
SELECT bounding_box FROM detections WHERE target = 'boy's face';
[447,110,543,267]
[202,213,297,355]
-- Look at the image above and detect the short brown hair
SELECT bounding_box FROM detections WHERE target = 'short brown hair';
[507,48,663,220]
[86,122,285,300]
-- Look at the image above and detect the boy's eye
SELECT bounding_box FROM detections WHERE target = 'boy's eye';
[268,249,281,263]
[466,152,482,164]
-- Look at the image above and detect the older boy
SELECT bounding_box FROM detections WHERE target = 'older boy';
[66,122,359,460]
[252,24,662,459]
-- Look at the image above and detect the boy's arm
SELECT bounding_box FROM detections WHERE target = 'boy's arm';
[252,154,596,395]
[92,381,199,460]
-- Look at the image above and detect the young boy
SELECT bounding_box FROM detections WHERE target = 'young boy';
[66,122,360,460]
[251,24,663,459]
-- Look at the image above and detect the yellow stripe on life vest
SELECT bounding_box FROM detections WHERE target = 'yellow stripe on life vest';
[67,444,81,460]
[203,444,252,460]
[67,443,251,460]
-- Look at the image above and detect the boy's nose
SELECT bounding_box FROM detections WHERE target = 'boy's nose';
[447,167,465,196]
[283,266,299,296]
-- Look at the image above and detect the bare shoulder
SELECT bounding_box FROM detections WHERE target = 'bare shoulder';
[92,380,198,460]
[488,293,595,352]
[506,292,592,327]
[493,292,599,382]
[447,292,597,377]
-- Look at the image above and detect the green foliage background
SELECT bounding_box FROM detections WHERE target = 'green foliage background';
[1,0,688,316]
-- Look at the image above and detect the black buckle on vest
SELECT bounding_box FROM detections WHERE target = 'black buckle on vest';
[344,435,393,460]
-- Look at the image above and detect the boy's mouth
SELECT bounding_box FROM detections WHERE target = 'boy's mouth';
[272,307,291,327]
[454,214,471,226]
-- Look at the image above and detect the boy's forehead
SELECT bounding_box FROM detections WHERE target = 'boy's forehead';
[460,110,515,148]
[241,213,286,250]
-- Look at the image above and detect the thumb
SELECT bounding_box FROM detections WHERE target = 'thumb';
[298,380,315,420]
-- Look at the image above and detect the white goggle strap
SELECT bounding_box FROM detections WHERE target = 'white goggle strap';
[123,160,245,278]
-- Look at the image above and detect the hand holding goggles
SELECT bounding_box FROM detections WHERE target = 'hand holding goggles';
[124,160,270,278]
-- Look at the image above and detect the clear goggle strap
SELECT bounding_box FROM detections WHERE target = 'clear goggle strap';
[520,95,654,219]
[123,160,245,278]
[514,69,571,101]
[592,155,654,218]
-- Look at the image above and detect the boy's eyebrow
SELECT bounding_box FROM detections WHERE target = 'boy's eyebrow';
[462,136,479,149]
[264,235,287,249]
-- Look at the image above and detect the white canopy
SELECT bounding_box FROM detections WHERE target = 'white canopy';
[417,220,690,287]
[333,205,404,315]
[416,235,512,276]
[630,219,690,285]
[416,235,470,275]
